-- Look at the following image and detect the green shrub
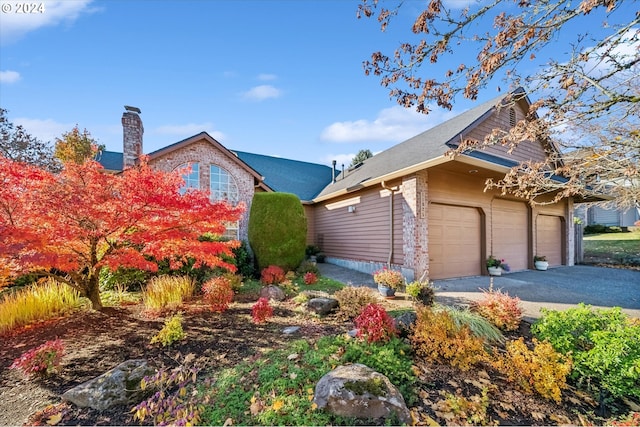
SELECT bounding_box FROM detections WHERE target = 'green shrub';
[532,304,640,400]
[296,260,320,276]
[333,286,378,320]
[99,267,148,292]
[584,224,623,234]
[405,280,435,306]
[151,313,185,347]
[248,192,307,271]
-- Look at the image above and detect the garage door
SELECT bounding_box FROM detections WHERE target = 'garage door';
[428,204,481,279]
[492,199,528,271]
[536,215,563,266]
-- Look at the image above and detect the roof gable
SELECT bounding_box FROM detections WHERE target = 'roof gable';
[314,91,517,200]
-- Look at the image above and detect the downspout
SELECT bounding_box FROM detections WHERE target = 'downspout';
[381,181,399,268]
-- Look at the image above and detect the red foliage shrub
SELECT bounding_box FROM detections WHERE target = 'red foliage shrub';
[471,288,523,331]
[202,276,234,312]
[303,272,318,285]
[252,297,273,324]
[10,339,65,376]
[260,265,285,285]
[355,303,397,343]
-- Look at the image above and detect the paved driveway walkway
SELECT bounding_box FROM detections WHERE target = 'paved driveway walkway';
[318,263,640,321]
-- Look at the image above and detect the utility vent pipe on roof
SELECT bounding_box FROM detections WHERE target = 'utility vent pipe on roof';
[332,160,337,183]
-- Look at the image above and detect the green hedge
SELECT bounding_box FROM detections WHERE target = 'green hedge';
[248,192,307,272]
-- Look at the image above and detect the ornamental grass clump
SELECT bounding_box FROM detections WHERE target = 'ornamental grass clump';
[142,275,195,312]
[0,278,82,334]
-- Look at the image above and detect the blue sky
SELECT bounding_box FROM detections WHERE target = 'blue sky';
[0,1,635,167]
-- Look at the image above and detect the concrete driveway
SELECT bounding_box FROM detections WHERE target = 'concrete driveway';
[433,265,640,321]
[318,263,640,322]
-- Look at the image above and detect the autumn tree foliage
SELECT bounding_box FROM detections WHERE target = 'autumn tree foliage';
[358,0,639,207]
[0,156,244,310]
[54,125,104,164]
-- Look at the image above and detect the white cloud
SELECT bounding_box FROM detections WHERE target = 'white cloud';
[241,85,282,101]
[0,1,97,45]
[14,117,73,143]
[0,70,21,83]
[321,105,459,143]
[258,73,277,81]
[153,122,225,141]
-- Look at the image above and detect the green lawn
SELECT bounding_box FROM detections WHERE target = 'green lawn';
[583,231,640,265]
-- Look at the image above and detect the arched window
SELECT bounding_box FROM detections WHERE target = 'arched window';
[210,165,239,238]
[178,163,199,194]
[509,108,517,128]
[210,165,239,203]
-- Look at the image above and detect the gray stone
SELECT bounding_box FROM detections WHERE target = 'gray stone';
[307,297,339,315]
[260,285,286,301]
[393,311,417,337]
[282,326,300,335]
[62,359,156,411]
[347,328,359,338]
[313,363,411,424]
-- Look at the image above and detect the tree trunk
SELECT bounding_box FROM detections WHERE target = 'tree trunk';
[86,275,103,311]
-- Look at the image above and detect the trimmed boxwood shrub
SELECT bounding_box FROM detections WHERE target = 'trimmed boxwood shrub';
[248,192,307,272]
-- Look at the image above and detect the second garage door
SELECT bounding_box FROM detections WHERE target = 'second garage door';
[536,215,563,266]
[492,199,529,271]
[428,203,481,279]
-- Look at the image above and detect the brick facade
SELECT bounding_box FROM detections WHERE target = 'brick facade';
[122,109,143,169]
[401,171,429,281]
[149,139,256,242]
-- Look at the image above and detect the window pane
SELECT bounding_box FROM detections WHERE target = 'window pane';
[209,165,239,203]
[179,163,199,194]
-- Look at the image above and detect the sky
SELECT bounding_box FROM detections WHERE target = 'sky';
[0,0,636,168]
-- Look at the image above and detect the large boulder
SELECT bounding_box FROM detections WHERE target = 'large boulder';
[313,363,411,424]
[260,285,286,301]
[62,359,156,411]
[307,297,339,316]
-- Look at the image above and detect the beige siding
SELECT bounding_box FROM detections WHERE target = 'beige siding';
[462,101,548,163]
[303,205,315,245]
[313,185,403,264]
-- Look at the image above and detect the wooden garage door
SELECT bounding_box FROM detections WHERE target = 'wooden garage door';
[492,199,529,271]
[428,204,481,279]
[537,215,563,266]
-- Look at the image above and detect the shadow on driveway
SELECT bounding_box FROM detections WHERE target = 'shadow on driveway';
[318,263,640,321]
[433,265,640,321]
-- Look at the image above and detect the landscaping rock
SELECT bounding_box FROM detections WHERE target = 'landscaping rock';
[300,290,331,299]
[307,297,339,315]
[313,363,411,424]
[61,359,156,411]
[282,326,300,335]
[393,311,417,337]
[260,285,286,301]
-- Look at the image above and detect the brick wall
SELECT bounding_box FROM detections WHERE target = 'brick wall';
[401,170,429,282]
[122,111,143,169]
[149,139,255,242]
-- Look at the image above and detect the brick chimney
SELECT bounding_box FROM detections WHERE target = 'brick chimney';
[122,105,143,169]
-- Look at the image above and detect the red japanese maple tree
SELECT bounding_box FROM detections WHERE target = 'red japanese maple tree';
[0,156,244,310]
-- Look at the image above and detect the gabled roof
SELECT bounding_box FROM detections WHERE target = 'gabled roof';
[314,90,521,201]
[234,151,332,201]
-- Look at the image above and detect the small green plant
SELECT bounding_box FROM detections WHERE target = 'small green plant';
[142,275,195,312]
[296,260,320,276]
[493,338,572,403]
[486,255,510,271]
[202,276,234,312]
[333,286,378,320]
[10,339,65,376]
[471,288,523,332]
[355,303,398,343]
[151,313,185,347]
[252,297,273,324]
[433,387,493,426]
[405,280,435,306]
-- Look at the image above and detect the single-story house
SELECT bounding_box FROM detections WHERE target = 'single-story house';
[98,89,581,281]
[575,203,640,228]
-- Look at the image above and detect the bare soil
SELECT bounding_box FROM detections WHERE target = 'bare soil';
[0,292,629,426]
